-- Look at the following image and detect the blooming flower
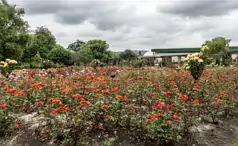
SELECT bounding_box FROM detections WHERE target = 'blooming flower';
[15,124,19,129]
[39,101,45,106]
[146,119,151,124]
[153,83,159,88]
[152,105,157,109]
[103,90,110,95]
[173,114,179,119]
[102,105,109,109]
[151,114,158,121]
[193,99,199,105]
[152,93,158,97]
[0,105,7,109]
[198,59,203,63]
[111,87,119,92]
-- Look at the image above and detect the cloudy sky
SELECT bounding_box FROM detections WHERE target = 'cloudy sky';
[8,0,238,51]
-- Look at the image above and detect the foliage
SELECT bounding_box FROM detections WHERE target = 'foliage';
[23,27,56,60]
[49,45,72,65]
[67,40,85,52]
[0,0,29,61]
[203,37,231,65]
[85,40,111,63]
[72,46,93,65]
[0,106,15,137]
[133,59,145,68]
[119,49,137,60]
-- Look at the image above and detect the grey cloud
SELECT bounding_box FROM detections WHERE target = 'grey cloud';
[158,0,238,17]
[23,0,63,14]
[56,32,67,38]
[16,0,238,51]
[22,0,135,31]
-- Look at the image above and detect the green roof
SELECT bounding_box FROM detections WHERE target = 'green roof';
[151,46,238,53]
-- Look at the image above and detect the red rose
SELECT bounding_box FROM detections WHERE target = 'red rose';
[15,124,19,129]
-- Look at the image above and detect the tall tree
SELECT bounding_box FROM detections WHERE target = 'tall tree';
[67,40,85,52]
[72,46,93,65]
[49,45,72,65]
[0,0,29,60]
[23,26,56,61]
[85,40,111,62]
[203,37,231,65]
[119,49,137,60]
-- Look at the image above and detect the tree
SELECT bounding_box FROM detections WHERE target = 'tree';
[0,0,29,61]
[23,26,56,61]
[67,40,85,52]
[49,45,72,65]
[72,45,93,65]
[22,34,34,62]
[119,49,137,60]
[85,40,111,63]
[203,37,231,65]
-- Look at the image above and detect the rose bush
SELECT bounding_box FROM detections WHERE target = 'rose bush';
[0,59,18,78]
[0,65,237,145]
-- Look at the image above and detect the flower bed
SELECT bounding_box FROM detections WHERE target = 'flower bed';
[0,66,237,145]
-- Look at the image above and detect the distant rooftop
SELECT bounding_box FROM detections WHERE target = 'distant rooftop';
[142,51,153,58]
[151,46,238,53]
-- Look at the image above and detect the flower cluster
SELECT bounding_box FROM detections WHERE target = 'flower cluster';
[183,46,209,81]
[0,59,18,68]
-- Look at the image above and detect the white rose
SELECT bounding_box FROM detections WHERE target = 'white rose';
[194,57,199,60]
[187,54,192,58]
[184,57,189,61]
[198,59,203,62]
[192,53,199,57]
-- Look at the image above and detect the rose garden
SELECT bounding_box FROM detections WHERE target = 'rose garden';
[1,45,238,146]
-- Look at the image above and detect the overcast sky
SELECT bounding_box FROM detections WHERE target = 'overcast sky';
[8,0,238,51]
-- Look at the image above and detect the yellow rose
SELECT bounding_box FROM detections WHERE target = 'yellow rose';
[192,52,199,57]
[187,54,192,58]
[3,62,8,68]
[199,52,203,57]
[9,60,17,64]
[201,45,209,51]
[194,57,199,60]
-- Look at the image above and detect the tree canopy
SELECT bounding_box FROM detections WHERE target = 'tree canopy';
[203,37,231,65]
[49,45,72,65]
[84,40,111,62]
[67,40,85,52]
[23,27,56,61]
[119,49,137,60]
[0,0,29,60]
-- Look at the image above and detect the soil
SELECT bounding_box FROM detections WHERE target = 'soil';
[1,106,238,146]
[179,106,238,146]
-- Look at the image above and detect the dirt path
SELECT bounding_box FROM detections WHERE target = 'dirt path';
[1,107,238,146]
[179,106,238,146]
